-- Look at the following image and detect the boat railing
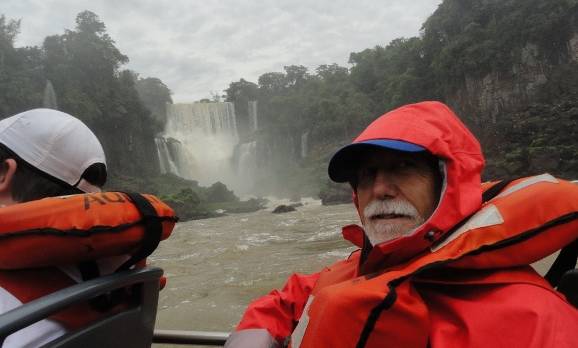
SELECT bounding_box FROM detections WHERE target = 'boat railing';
[0,266,230,347]
[153,329,229,346]
[0,267,163,347]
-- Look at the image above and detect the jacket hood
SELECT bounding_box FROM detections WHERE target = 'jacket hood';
[337,101,485,273]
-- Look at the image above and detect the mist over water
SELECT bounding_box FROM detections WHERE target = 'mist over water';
[150,201,358,338]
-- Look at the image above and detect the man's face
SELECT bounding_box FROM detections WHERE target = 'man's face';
[355,148,439,246]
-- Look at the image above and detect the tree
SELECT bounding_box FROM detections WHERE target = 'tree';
[72,10,128,73]
[0,15,20,69]
[205,182,238,202]
[284,65,309,86]
[316,64,348,82]
[39,11,166,177]
[258,72,287,94]
[135,76,173,127]
[0,16,44,117]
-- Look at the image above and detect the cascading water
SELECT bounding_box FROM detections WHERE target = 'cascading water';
[301,131,309,159]
[248,101,258,132]
[155,137,182,176]
[43,80,58,109]
[236,141,258,180]
[156,102,243,189]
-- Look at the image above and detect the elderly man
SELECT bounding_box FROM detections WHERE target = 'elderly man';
[226,101,578,347]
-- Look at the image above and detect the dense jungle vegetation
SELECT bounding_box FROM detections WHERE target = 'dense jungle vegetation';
[1,0,577,214]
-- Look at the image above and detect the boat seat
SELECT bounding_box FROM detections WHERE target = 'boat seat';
[0,267,162,348]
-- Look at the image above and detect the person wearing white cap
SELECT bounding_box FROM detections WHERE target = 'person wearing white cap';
[0,108,108,347]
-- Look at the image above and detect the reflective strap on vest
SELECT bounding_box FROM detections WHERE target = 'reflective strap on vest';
[291,296,314,348]
[431,204,504,252]
[494,174,558,199]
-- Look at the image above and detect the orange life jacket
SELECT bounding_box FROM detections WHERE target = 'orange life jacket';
[0,192,177,330]
[294,175,578,348]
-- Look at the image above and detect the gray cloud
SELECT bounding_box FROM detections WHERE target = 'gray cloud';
[3,0,442,101]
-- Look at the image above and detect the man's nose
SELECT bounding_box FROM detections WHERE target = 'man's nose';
[371,170,398,199]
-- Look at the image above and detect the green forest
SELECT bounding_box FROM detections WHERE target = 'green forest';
[1,0,577,216]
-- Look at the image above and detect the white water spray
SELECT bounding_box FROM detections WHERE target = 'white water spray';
[301,131,309,159]
[157,102,255,192]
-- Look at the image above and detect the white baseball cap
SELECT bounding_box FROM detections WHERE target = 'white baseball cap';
[0,108,107,193]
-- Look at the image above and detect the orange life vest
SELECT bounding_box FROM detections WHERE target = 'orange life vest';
[0,192,177,330]
[294,175,578,348]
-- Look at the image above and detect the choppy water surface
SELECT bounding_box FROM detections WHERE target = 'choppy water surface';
[151,200,358,335]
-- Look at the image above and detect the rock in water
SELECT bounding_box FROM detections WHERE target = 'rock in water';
[272,205,296,214]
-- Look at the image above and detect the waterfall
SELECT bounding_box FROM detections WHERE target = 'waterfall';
[164,102,238,139]
[248,101,258,132]
[43,80,58,109]
[155,138,168,174]
[301,131,309,159]
[156,102,243,189]
[155,137,182,176]
[236,141,258,179]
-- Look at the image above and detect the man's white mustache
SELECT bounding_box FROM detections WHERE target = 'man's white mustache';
[363,199,420,220]
[362,199,425,245]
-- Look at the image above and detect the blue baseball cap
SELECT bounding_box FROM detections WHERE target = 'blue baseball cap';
[328,139,425,183]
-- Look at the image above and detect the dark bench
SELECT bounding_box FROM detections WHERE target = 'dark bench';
[0,267,162,348]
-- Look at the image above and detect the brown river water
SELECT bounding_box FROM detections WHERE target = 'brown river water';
[149,199,557,347]
[150,200,359,345]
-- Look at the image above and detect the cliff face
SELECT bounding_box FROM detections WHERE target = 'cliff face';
[442,29,578,177]
[447,34,577,131]
[570,33,578,61]
[456,28,578,180]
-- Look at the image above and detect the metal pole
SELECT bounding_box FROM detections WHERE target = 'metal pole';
[153,330,229,346]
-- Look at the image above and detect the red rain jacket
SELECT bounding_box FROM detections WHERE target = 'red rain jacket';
[226,102,578,347]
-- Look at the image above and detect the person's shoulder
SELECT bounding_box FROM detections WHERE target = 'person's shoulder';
[427,282,578,347]
[498,282,576,314]
[500,283,578,346]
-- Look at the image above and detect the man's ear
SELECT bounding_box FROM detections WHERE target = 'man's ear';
[0,159,17,193]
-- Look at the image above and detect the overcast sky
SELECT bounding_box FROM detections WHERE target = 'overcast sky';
[3,0,442,102]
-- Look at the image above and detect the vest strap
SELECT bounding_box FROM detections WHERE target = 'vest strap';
[482,178,515,202]
[117,193,163,272]
[545,238,578,287]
